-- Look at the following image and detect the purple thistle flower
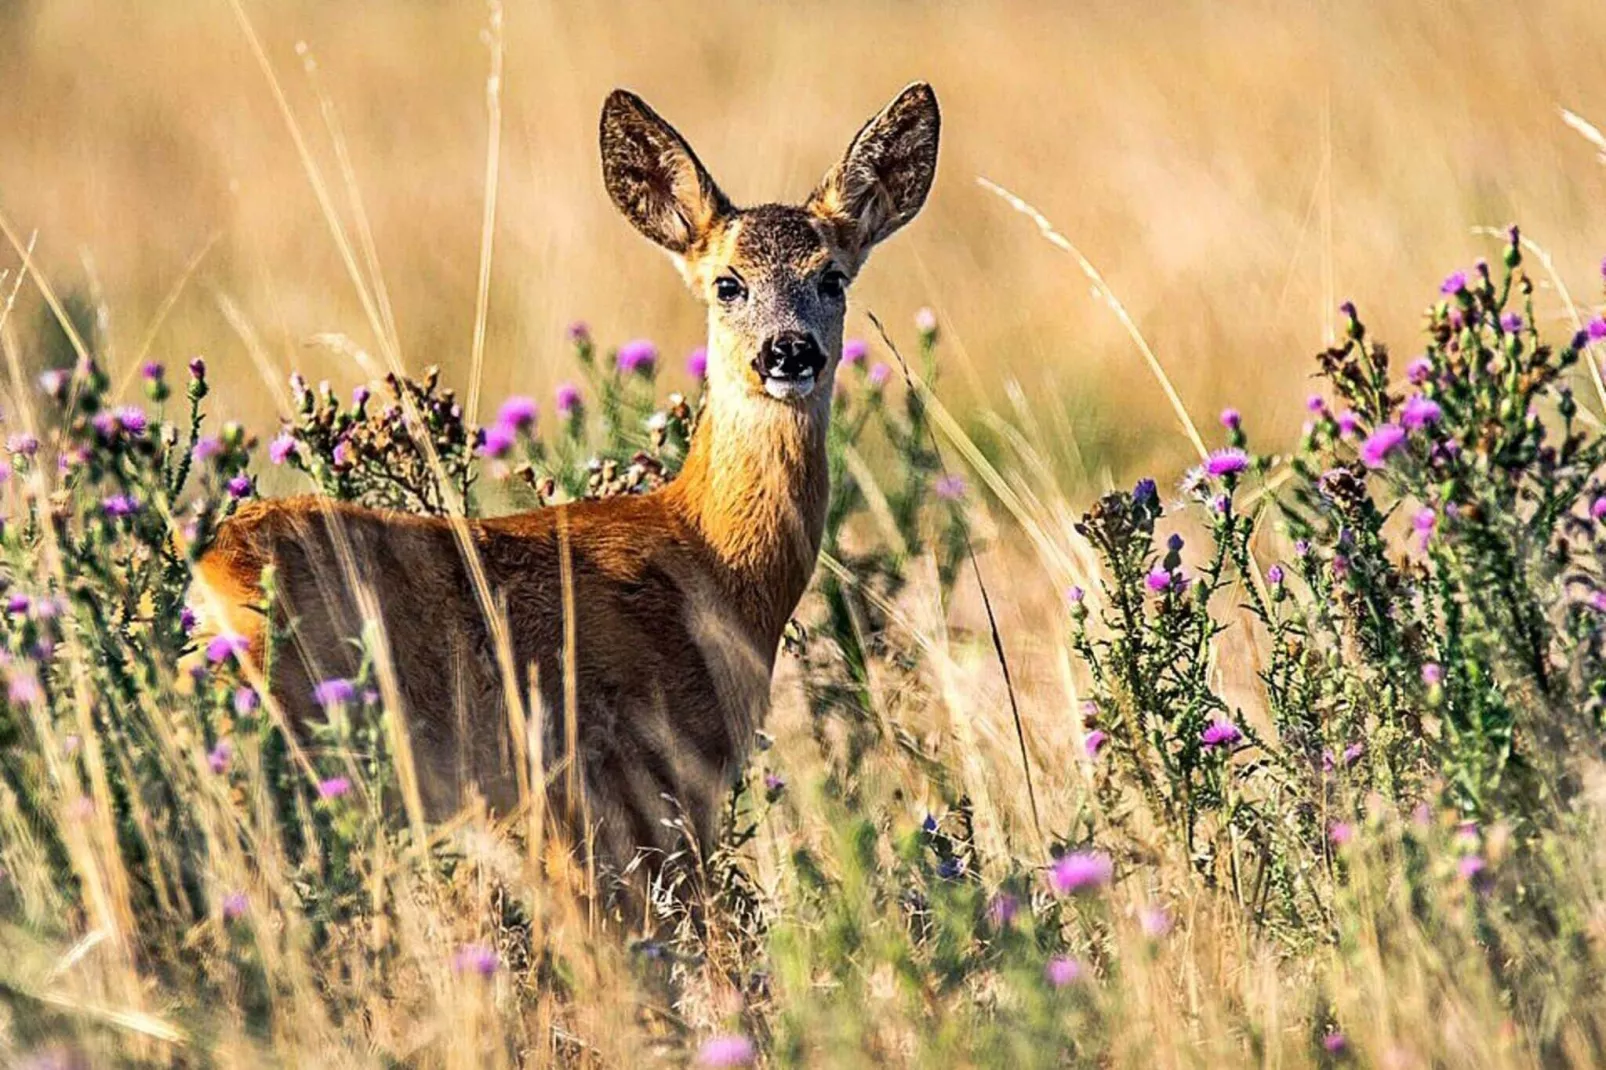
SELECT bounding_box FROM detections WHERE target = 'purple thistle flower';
[1322,1032,1347,1055]
[234,686,259,715]
[331,439,354,470]
[1592,497,1606,521]
[180,606,198,633]
[316,776,351,800]
[1339,300,1357,319]
[1359,423,1407,468]
[1084,729,1108,758]
[1306,394,1327,414]
[1501,311,1524,333]
[1267,564,1285,585]
[1400,395,1442,430]
[268,432,297,465]
[696,1035,757,1068]
[934,474,967,500]
[38,368,70,398]
[686,346,708,379]
[1406,357,1434,385]
[842,338,869,366]
[91,411,117,438]
[615,339,658,376]
[1139,904,1172,938]
[208,740,232,775]
[1219,407,1241,430]
[763,772,785,794]
[1335,410,1360,438]
[868,362,891,388]
[1589,319,1606,342]
[1457,854,1487,882]
[915,307,938,335]
[1205,448,1249,477]
[188,356,207,379]
[1044,956,1083,988]
[7,594,30,616]
[1440,271,1467,295]
[1201,720,1241,748]
[1421,662,1443,685]
[555,382,582,416]
[221,891,248,921]
[7,673,40,705]
[1341,741,1365,766]
[988,892,1020,927]
[565,321,590,345]
[7,432,38,456]
[115,406,147,435]
[314,678,356,707]
[479,423,516,459]
[1145,567,1173,593]
[226,475,253,500]
[102,494,140,518]
[496,395,539,432]
[205,633,249,665]
[352,384,371,409]
[451,942,500,977]
[1414,506,1437,550]
[1047,851,1112,895]
[1328,821,1355,846]
[1066,585,1085,605]
[192,436,223,463]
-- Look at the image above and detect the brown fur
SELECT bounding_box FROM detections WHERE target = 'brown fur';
[194,84,939,884]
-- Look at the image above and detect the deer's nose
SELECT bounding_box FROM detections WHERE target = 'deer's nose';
[754,331,826,382]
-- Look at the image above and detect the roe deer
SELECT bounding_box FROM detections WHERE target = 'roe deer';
[195,83,940,887]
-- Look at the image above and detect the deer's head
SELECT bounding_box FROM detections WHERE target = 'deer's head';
[600,84,939,405]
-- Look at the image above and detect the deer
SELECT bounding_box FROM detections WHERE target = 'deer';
[194,83,940,894]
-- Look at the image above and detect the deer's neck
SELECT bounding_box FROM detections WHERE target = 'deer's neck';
[666,387,831,648]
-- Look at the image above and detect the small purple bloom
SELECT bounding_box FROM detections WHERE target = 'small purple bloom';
[1084,729,1108,758]
[696,1035,757,1068]
[1267,564,1285,585]
[763,772,785,794]
[1592,497,1606,521]
[331,439,354,470]
[616,339,658,376]
[1322,1031,1347,1055]
[1139,904,1172,938]
[1359,423,1407,468]
[686,346,708,379]
[1306,394,1326,415]
[496,395,539,432]
[352,384,371,408]
[1201,720,1241,748]
[1341,741,1365,766]
[102,494,140,518]
[188,357,207,379]
[1044,956,1083,988]
[1406,357,1433,385]
[1145,568,1173,593]
[1067,586,1085,604]
[268,433,297,465]
[221,891,248,921]
[1205,448,1249,477]
[934,474,967,500]
[1219,408,1241,430]
[1339,300,1357,319]
[314,678,356,707]
[1501,312,1524,333]
[868,362,891,388]
[180,606,198,633]
[115,406,147,435]
[206,633,249,665]
[1336,410,1361,437]
[7,594,30,616]
[842,338,869,366]
[555,382,582,416]
[1400,395,1442,430]
[914,307,938,335]
[91,411,117,438]
[1421,662,1443,685]
[479,423,516,459]
[234,686,259,715]
[451,943,499,977]
[1590,319,1606,342]
[1329,821,1355,846]
[1458,854,1487,882]
[317,776,351,800]
[192,436,223,463]
[38,369,70,397]
[936,856,964,879]
[7,674,40,704]
[566,321,590,345]
[1047,851,1112,895]
[226,475,253,500]
[7,432,38,456]
[208,739,232,775]
[1440,271,1467,295]
[988,893,1020,927]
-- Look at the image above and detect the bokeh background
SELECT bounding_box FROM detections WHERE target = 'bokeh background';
[3,0,1606,484]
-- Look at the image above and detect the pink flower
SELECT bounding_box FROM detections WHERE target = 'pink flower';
[1421,662,1443,685]
[686,347,709,379]
[208,740,232,775]
[1048,851,1112,895]
[1044,956,1083,987]
[1328,821,1355,846]
[1400,395,1443,430]
[555,382,582,416]
[268,433,297,465]
[479,423,516,458]
[317,776,351,800]
[1205,448,1249,477]
[205,634,249,665]
[221,891,248,921]
[1406,357,1434,384]
[696,1035,757,1067]
[1457,854,1487,882]
[1145,568,1173,593]
[934,474,967,500]
[1360,423,1407,468]
[868,362,891,388]
[1219,408,1241,430]
[842,339,869,366]
[1201,720,1241,748]
[496,396,539,432]
[1084,729,1108,758]
[616,339,658,376]
[1139,904,1172,938]
[451,943,499,977]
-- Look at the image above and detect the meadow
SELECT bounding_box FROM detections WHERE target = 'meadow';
[6,0,1606,1066]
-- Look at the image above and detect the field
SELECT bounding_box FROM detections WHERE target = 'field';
[5,0,1606,1066]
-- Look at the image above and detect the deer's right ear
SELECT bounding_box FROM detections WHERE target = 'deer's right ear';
[600,90,731,256]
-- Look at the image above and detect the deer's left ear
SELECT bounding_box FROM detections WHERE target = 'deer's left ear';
[600,89,732,255]
[808,83,940,261]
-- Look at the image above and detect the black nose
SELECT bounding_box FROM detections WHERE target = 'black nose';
[754,331,826,380]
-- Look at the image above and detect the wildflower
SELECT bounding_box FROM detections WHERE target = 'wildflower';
[234,686,259,715]
[451,943,499,977]
[1400,395,1442,430]
[1413,507,1437,549]
[1205,448,1249,477]
[479,423,516,459]
[7,432,38,456]
[934,474,967,500]
[1440,271,1467,296]
[314,678,356,707]
[221,891,248,921]
[226,475,253,500]
[38,368,70,398]
[1322,1031,1348,1055]
[352,384,371,409]
[1592,497,1606,521]
[936,857,964,879]
[115,406,147,435]
[1359,423,1406,467]
[1044,956,1083,987]
[1335,410,1360,437]
[763,772,785,795]
[1066,585,1085,604]
[1048,850,1112,895]
[6,594,29,616]
[1145,567,1173,593]
[1328,821,1355,846]
[922,814,939,834]
[205,634,249,664]
[686,346,708,379]
[555,382,582,416]
[1501,311,1524,333]
[331,439,354,469]
[1133,478,1158,505]
[1306,394,1326,415]
[317,776,352,800]
[7,674,40,705]
[914,306,938,335]
[1200,720,1241,748]
[988,893,1020,927]
[180,606,198,633]
[208,740,232,775]
[868,362,891,388]
[192,436,222,463]
[1266,564,1285,585]
[842,338,868,366]
[616,339,658,375]
[189,356,207,379]
[99,493,139,518]
[696,1035,757,1068]
[1341,741,1365,766]
[1219,408,1241,430]
[496,395,539,432]
[565,321,590,345]
[1458,854,1487,882]
[1406,356,1433,384]
[267,432,297,465]
[1421,662,1443,685]
[1139,904,1172,939]
[1084,729,1108,758]
[1590,319,1606,342]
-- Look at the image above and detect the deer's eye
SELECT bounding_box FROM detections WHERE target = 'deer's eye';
[819,270,848,300]
[714,276,746,304]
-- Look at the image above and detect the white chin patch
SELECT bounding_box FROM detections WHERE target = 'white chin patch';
[762,374,816,400]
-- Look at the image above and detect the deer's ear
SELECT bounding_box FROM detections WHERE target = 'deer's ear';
[808,83,940,260]
[600,90,731,255]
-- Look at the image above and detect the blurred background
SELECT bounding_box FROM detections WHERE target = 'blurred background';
[3,0,1606,484]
